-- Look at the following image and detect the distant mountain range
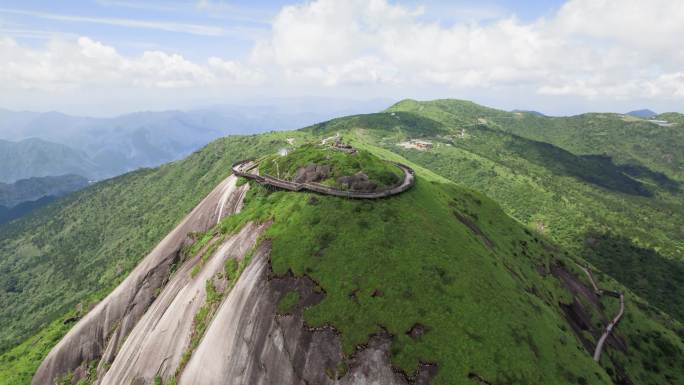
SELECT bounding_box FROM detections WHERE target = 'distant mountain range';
[626,109,658,118]
[0,196,58,226]
[0,139,97,183]
[0,174,89,225]
[0,99,393,183]
[0,174,89,208]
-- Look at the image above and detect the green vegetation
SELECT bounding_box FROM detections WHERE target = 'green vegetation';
[2,100,684,384]
[214,146,684,384]
[0,133,305,384]
[173,250,252,383]
[277,291,300,314]
[0,174,89,225]
[260,143,403,189]
[389,99,684,180]
[175,281,219,376]
[0,317,72,385]
[300,100,684,325]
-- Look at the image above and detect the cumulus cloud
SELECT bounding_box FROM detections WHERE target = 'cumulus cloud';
[251,0,684,99]
[0,36,263,91]
[2,0,684,110]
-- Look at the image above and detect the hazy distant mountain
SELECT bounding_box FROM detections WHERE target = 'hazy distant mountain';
[0,98,394,181]
[0,139,97,183]
[626,109,657,118]
[0,174,88,225]
[0,174,88,207]
[0,196,57,226]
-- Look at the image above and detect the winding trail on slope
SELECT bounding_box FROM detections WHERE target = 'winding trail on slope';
[577,265,626,362]
[232,159,415,199]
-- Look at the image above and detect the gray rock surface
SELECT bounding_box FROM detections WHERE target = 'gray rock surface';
[294,164,331,183]
[337,172,378,192]
[180,244,436,385]
[99,221,266,385]
[31,174,249,385]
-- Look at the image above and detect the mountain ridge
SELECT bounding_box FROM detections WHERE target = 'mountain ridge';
[29,139,679,385]
[0,102,683,384]
[0,138,97,183]
[626,109,657,118]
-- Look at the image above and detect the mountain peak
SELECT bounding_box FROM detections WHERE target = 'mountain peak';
[626,109,657,118]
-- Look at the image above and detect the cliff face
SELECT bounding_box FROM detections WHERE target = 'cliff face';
[98,221,267,385]
[178,243,436,385]
[32,175,250,385]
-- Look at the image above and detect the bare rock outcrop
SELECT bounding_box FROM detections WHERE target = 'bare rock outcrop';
[99,221,266,385]
[31,175,249,385]
[179,244,437,385]
[338,172,378,192]
[294,164,331,183]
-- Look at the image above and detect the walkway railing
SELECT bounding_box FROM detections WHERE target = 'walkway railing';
[231,160,415,199]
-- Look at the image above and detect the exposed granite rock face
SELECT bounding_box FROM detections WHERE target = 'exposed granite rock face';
[338,172,378,192]
[31,175,249,385]
[179,245,437,385]
[294,164,331,183]
[98,222,266,385]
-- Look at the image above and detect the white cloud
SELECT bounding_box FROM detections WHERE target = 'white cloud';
[250,0,684,99]
[0,36,263,91]
[2,0,684,114]
[207,57,265,85]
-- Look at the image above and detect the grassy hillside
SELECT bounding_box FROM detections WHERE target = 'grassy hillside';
[388,99,684,180]
[1,103,683,384]
[0,133,303,384]
[299,102,684,324]
[194,143,684,384]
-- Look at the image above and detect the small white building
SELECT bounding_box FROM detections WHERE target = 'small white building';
[397,139,433,151]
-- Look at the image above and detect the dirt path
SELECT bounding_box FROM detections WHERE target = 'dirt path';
[232,160,415,199]
[577,265,625,362]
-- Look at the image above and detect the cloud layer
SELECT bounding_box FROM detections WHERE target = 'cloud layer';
[0,36,263,90]
[1,0,684,112]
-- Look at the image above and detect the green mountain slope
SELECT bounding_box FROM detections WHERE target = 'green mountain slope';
[310,101,684,324]
[0,134,289,383]
[388,99,684,180]
[0,106,683,384]
[221,144,682,384]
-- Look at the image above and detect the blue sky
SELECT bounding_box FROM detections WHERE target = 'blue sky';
[1,1,565,59]
[0,0,274,58]
[0,0,682,116]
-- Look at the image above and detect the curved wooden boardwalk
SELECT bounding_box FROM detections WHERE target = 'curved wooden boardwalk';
[577,265,625,362]
[232,160,415,199]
